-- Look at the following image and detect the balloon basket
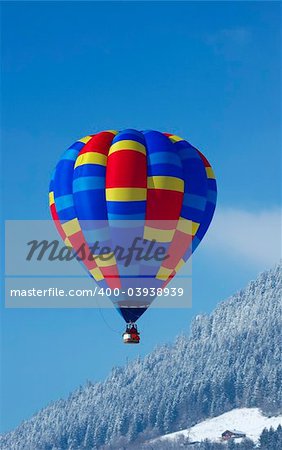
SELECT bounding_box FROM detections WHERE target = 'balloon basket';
[122,324,140,344]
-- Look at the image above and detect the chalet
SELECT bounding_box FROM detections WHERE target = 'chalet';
[221,429,246,441]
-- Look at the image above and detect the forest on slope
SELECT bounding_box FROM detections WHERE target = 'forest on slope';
[1,263,281,450]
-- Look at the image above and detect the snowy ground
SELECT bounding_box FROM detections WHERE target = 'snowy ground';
[155,408,282,444]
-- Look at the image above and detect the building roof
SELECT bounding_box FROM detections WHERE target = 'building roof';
[231,430,246,435]
[222,429,246,435]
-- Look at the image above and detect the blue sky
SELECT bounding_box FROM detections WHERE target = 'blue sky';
[1,1,281,433]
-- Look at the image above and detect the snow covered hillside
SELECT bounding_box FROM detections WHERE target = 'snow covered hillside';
[0,264,281,449]
[156,408,282,444]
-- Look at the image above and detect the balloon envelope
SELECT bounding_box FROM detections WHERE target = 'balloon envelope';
[49,129,217,322]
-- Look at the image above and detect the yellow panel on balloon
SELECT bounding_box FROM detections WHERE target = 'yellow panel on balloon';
[78,135,93,144]
[94,253,116,267]
[144,226,174,242]
[89,267,104,281]
[109,139,146,156]
[75,152,107,168]
[156,266,173,281]
[49,191,55,206]
[61,218,81,236]
[168,134,184,143]
[106,187,146,201]
[177,218,200,236]
[206,167,215,179]
[147,176,184,192]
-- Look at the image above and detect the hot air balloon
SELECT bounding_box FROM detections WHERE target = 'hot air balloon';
[49,129,217,343]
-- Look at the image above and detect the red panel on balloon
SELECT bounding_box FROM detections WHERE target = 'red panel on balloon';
[146,190,183,221]
[106,151,146,188]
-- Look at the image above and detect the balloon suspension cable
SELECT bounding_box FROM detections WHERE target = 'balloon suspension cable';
[95,296,120,335]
